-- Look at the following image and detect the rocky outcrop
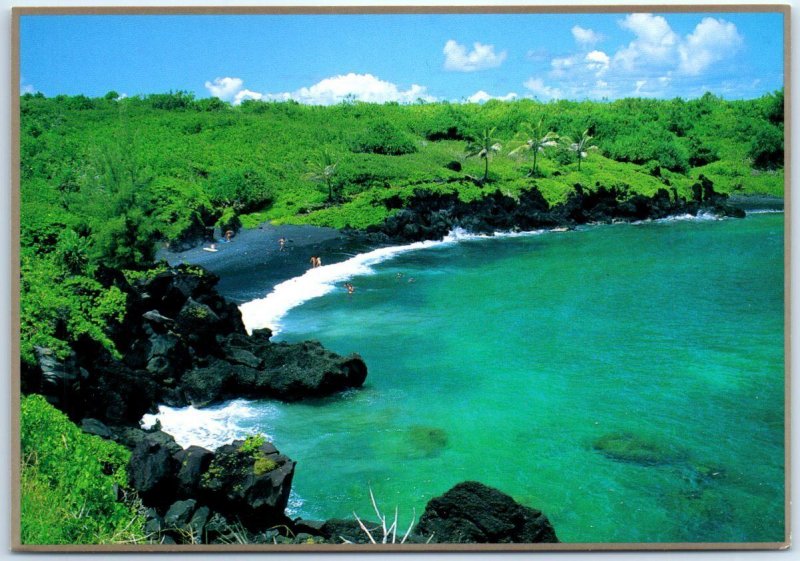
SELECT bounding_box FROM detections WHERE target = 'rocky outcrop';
[416,481,559,544]
[112,428,296,543]
[24,265,368,426]
[366,177,745,243]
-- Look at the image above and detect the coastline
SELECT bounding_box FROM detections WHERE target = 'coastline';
[22,187,784,546]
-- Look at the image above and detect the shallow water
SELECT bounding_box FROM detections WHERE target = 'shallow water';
[151,213,785,543]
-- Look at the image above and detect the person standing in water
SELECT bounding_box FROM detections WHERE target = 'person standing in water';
[279,237,286,251]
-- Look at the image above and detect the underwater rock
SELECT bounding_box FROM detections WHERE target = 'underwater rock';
[407,425,449,458]
[592,432,685,466]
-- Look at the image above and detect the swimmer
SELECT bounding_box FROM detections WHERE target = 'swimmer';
[279,237,286,251]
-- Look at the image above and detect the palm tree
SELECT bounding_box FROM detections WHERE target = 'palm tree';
[465,127,502,183]
[304,149,339,203]
[508,119,559,178]
[565,129,598,171]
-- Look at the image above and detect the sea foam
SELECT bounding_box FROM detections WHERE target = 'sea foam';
[141,398,271,450]
[239,227,536,334]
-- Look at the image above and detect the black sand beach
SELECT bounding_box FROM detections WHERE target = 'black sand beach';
[157,223,377,303]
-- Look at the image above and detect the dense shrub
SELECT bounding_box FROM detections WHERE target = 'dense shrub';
[20,394,146,544]
[604,130,689,173]
[350,120,418,155]
[207,168,274,213]
[749,122,784,169]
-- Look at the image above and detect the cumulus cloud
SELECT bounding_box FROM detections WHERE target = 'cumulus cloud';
[541,14,745,100]
[204,77,245,101]
[678,17,743,75]
[523,78,562,100]
[572,26,604,47]
[273,73,434,105]
[614,13,679,70]
[584,50,610,75]
[443,40,507,72]
[207,74,435,106]
[467,90,518,103]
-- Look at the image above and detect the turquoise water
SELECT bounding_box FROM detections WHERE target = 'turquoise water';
[167,213,786,543]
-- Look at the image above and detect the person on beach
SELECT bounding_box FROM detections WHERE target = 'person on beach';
[310,256,322,268]
[315,256,322,267]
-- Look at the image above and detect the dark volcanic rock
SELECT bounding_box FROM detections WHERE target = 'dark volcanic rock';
[128,430,182,506]
[369,179,744,244]
[200,439,296,529]
[174,445,214,496]
[255,340,368,401]
[164,499,198,529]
[417,481,559,544]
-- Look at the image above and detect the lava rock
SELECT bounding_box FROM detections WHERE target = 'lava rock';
[200,439,296,529]
[164,499,197,529]
[174,445,214,497]
[417,481,559,544]
[128,430,182,506]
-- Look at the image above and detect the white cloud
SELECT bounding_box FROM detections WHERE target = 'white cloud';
[523,78,562,100]
[678,17,743,75]
[550,55,579,77]
[234,89,264,104]
[275,73,434,105]
[584,50,610,75]
[614,13,679,70]
[542,14,745,100]
[467,90,518,103]
[572,26,604,47]
[443,40,507,72]
[212,74,435,106]
[204,77,244,101]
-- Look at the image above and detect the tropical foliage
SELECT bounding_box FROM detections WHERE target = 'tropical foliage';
[20,394,146,544]
[19,89,784,365]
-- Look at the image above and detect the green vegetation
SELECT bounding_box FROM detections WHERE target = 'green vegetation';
[20,394,146,544]
[20,90,784,365]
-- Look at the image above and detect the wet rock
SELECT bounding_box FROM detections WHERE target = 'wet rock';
[417,481,559,544]
[254,340,368,401]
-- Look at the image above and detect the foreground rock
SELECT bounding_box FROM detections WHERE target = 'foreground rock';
[416,481,559,544]
[23,264,368,425]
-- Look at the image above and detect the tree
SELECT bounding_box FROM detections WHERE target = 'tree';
[508,119,559,177]
[465,127,502,183]
[565,129,598,171]
[305,149,340,203]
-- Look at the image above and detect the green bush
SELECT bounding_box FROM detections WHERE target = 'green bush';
[20,394,146,544]
[749,122,784,169]
[350,120,418,155]
[207,167,274,214]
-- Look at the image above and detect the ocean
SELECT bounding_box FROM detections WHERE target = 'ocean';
[147,212,785,543]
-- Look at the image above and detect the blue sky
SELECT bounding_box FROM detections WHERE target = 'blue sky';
[20,11,784,104]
